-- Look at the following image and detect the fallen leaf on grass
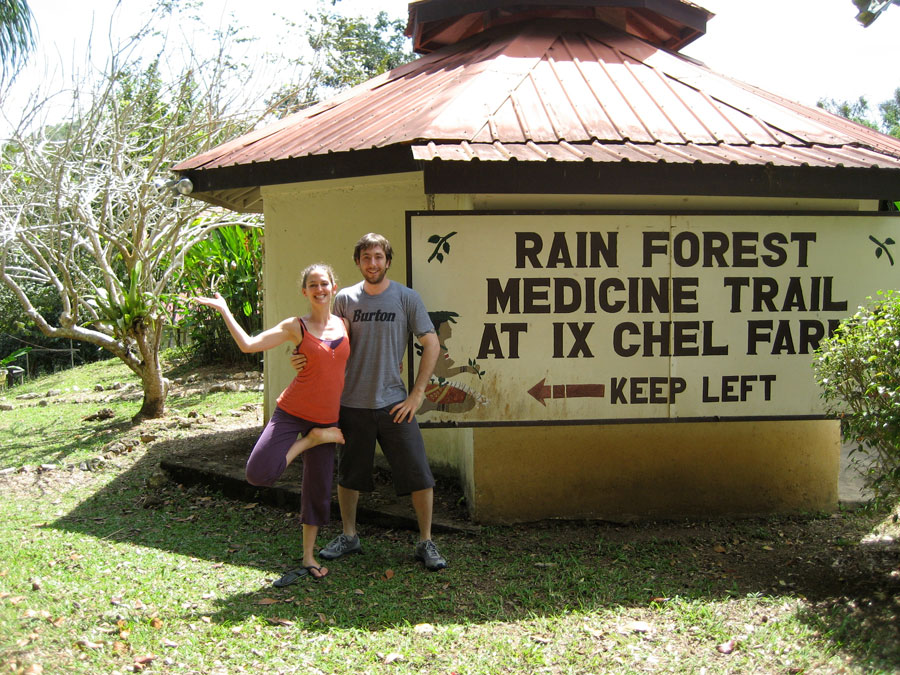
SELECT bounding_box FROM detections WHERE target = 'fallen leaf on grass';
[149,617,163,629]
[254,598,280,605]
[353,588,364,595]
[382,569,395,581]
[23,609,51,620]
[23,664,43,675]
[17,634,39,648]
[414,623,434,634]
[75,639,105,650]
[162,639,179,648]
[716,639,737,654]
[112,641,129,655]
[713,545,727,554]
[242,503,258,510]
[531,635,552,644]
[132,654,156,671]
[622,621,652,634]
[265,617,295,626]
[30,578,42,591]
[383,652,404,664]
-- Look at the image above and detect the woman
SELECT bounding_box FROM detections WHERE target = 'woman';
[193,263,349,584]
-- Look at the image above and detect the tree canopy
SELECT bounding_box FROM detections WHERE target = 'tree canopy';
[819,88,900,138]
[0,0,412,419]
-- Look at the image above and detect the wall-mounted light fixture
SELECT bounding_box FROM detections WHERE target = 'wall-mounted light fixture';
[153,176,194,195]
[854,0,900,26]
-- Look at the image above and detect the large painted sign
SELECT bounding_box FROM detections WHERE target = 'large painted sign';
[407,212,900,426]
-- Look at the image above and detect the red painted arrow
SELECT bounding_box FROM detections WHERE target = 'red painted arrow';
[527,378,606,406]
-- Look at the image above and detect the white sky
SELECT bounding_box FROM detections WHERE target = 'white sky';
[5,0,900,132]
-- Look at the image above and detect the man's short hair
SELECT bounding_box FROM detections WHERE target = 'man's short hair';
[353,233,393,263]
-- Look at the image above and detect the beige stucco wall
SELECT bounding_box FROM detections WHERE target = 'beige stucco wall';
[470,420,840,523]
[258,172,860,523]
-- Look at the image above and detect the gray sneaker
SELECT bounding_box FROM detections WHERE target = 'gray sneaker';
[415,539,447,571]
[319,533,362,560]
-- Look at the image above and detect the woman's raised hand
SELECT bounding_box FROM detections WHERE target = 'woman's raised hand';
[192,292,229,314]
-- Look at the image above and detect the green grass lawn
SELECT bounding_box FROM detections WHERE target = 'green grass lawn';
[1,359,899,674]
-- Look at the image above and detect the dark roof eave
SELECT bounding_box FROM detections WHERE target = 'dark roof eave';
[422,160,900,201]
[174,146,424,196]
[175,147,900,210]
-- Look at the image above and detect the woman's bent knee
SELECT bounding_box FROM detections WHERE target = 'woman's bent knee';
[245,462,279,487]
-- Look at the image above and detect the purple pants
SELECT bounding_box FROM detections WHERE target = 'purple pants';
[245,406,335,526]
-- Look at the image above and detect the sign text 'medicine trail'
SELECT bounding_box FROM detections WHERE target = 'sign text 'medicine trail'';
[478,229,847,362]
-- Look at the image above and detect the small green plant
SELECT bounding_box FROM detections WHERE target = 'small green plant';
[814,289,900,503]
[86,261,158,338]
[0,346,30,368]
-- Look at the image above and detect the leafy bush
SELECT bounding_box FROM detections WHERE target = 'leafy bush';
[814,290,900,502]
[172,223,264,367]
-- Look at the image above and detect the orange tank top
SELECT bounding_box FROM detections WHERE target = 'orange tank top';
[276,317,349,424]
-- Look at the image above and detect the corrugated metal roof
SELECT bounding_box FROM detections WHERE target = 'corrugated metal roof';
[410,141,898,169]
[174,18,900,202]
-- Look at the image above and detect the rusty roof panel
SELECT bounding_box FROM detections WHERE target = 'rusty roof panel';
[174,19,900,182]
[410,142,900,169]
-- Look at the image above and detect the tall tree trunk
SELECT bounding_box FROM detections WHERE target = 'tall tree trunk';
[134,364,169,423]
[131,318,169,423]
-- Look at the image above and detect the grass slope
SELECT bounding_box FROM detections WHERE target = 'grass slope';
[1,359,898,674]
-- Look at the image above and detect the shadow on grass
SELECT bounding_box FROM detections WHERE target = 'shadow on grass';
[47,428,900,671]
[0,404,135,466]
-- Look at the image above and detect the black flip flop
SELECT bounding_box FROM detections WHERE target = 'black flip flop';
[273,565,328,587]
[305,565,328,581]
[272,566,309,587]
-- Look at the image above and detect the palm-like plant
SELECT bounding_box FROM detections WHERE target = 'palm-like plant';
[0,0,34,83]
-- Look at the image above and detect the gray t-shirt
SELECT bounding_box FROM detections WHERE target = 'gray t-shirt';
[333,280,435,409]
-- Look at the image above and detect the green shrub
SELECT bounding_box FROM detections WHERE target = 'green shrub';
[814,289,900,502]
[171,223,263,367]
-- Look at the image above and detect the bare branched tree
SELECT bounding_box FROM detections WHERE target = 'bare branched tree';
[0,7,265,421]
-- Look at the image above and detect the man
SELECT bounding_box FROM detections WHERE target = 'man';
[293,233,446,570]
